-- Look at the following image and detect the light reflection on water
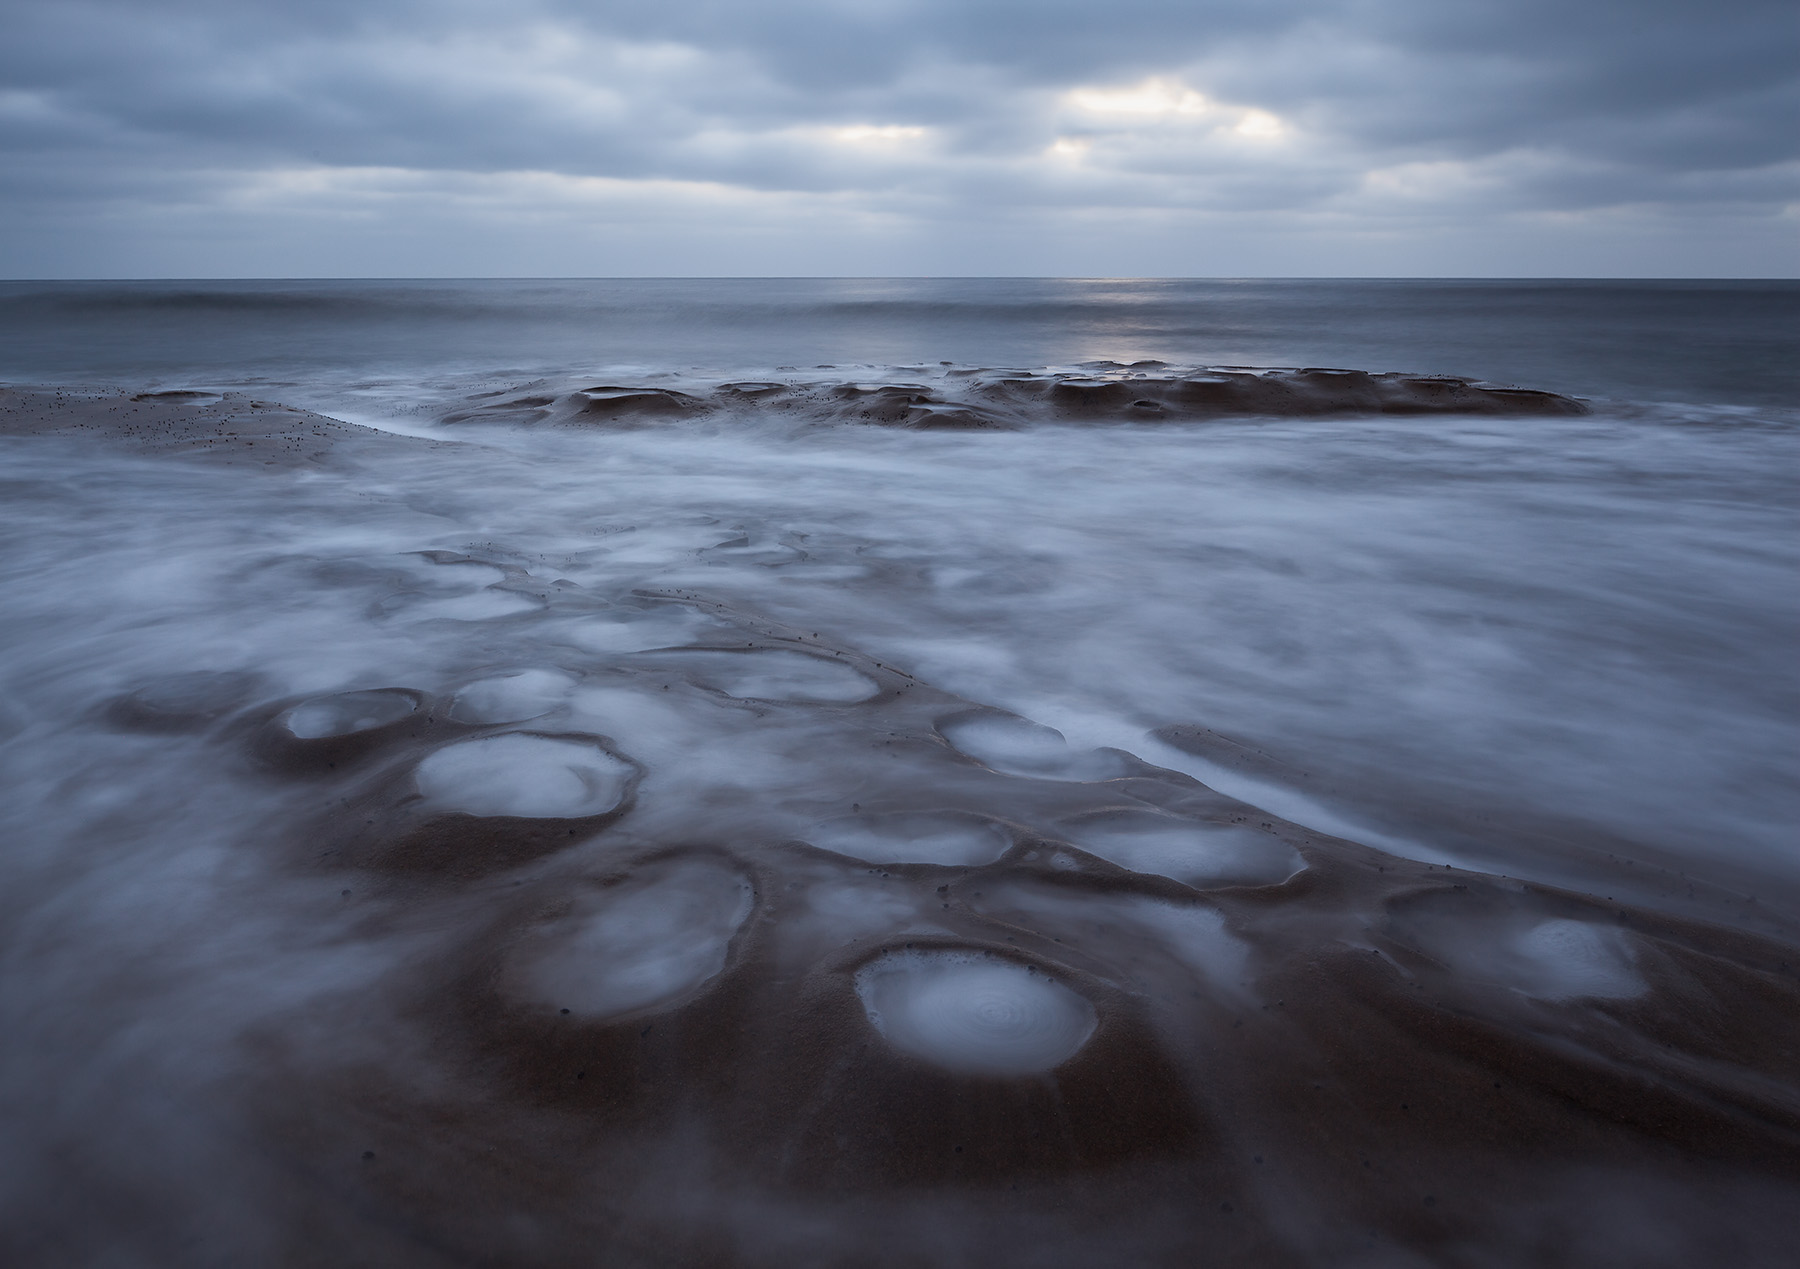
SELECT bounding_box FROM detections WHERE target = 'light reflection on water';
[4,277,1796,404]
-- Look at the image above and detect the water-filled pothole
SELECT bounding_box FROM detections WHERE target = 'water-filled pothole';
[416,733,634,818]
[284,688,419,738]
[856,948,1097,1075]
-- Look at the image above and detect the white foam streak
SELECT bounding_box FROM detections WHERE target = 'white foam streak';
[285,689,417,738]
[647,649,879,703]
[514,858,753,1019]
[939,713,1123,781]
[1122,899,1254,997]
[1067,813,1303,887]
[1509,919,1644,1001]
[450,668,577,723]
[807,813,1011,866]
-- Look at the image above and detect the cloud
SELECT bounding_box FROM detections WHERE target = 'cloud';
[0,0,1794,274]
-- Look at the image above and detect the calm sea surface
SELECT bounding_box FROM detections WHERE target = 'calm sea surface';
[2,278,1796,407]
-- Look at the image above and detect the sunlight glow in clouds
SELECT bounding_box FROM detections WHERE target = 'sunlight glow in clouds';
[1061,78,1291,150]
[831,125,930,145]
[1234,109,1284,139]
[1068,79,1211,116]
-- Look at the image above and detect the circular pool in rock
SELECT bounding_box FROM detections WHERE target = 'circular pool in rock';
[855,949,1097,1076]
[284,687,419,738]
[415,733,635,819]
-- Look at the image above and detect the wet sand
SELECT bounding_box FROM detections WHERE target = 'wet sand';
[1,382,1795,1268]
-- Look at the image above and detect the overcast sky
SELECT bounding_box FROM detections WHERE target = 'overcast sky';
[2,0,1795,277]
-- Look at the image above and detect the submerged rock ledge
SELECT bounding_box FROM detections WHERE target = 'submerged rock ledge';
[438,362,1588,429]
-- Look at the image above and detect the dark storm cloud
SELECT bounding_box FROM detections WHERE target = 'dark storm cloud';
[0,0,1794,273]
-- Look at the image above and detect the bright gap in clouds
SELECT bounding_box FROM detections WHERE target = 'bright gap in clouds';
[1234,110,1283,138]
[832,125,929,144]
[1063,78,1289,141]
[1067,78,1211,116]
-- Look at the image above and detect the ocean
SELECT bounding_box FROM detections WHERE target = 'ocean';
[1,278,1797,1265]
[3,277,1796,407]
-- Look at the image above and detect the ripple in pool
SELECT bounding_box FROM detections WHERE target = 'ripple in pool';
[415,734,634,818]
[856,949,1097,1075]
[510,857,754,1020]
[284,689,419,739]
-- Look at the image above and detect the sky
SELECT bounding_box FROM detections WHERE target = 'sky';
[1,0,1795,277]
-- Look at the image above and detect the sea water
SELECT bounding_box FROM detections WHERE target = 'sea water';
[1,278,1796,1265]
